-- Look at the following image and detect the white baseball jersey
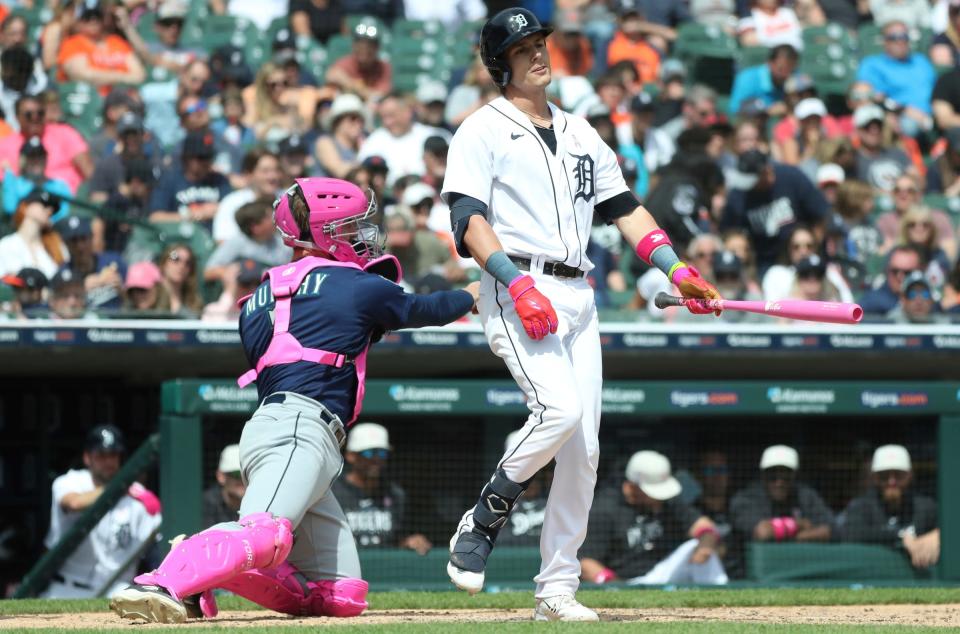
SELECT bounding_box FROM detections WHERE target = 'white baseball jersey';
[441,96,630,272]
[44,469,160,596]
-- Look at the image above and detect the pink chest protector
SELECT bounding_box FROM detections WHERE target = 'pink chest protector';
[236,254,402,425]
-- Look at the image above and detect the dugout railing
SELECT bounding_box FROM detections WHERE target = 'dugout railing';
[158,378,960,590]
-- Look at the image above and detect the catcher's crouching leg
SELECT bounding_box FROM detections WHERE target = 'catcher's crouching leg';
[217,561,369,617]
[134,512,293,600]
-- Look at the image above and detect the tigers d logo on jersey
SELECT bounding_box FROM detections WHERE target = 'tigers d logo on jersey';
[508,13,528,32]
[568,153,595,203]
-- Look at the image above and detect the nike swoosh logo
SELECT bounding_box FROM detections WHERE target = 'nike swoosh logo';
[511,132,524,140]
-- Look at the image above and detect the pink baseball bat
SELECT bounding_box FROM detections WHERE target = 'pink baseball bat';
[654,293,863,324]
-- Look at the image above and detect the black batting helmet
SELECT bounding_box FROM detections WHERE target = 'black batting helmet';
[480,8,553,88]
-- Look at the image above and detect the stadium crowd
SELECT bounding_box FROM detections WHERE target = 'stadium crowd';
[0,0,957,323]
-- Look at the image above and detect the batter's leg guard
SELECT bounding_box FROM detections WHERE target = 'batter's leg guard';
[448,468,528,594]
[219,561,369,617]
[132,513,293,601]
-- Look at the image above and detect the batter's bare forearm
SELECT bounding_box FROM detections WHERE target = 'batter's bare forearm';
[614,205,663,250]
[462,216,507,269]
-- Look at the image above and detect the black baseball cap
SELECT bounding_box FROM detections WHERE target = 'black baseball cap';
[795,254,827,278]
[22,188,58,209]
[629,92,655,113]
[20,136,46,158]
[50,268,84,293]
[85,424,126,454]
[713,250,742,277]
[56,215,92,240]
[116,111,144,135]
[236,258,267,285]
[278,134,308,156]
[2,267,47,290]
[423,135,448,157]
[361,155,388,173]
[182,131,216,159]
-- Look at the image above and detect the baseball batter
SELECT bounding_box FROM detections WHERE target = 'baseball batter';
[110,178,479,623]
[442,8,722,621]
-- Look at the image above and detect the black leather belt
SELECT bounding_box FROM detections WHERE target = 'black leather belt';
[263,393,346,448]
[509,256,584,279]
[53,574,92,590]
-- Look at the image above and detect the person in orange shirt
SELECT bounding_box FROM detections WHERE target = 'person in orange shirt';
[607,3,662,85]
[56,2,145,96]
[546,9,594,78]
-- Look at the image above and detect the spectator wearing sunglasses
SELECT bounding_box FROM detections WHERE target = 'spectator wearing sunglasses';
[859,244,926,316]
[333,423,433,556]
[876,174,955,261]
[116,0,201,76]
[887,270,949,324]
[202,444,247,527]
[0,95,93,194]
[841,445,939,569]
[855,19,935,138]
[729,445,833,573]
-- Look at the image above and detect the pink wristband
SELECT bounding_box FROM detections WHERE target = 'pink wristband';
[594,568,616,584]
[693,525,719,539]
[771,517,786,541]
[783,517,798,538]
[508,274,534,300]
[635,229,672,265]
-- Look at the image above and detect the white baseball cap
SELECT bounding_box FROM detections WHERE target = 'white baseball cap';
[323,93,365,130]
[625,451,682,501]
[416,80,448,105]
[872,444,911,472]
[401,182,436,207]
[794,97,827,121]
[760,445,799,471]
[347,422,390,453]
[218,444,241,473]
[817,163,845,186]
[853,103,885,129]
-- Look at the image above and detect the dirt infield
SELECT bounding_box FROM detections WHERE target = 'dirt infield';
[4,604,960,628]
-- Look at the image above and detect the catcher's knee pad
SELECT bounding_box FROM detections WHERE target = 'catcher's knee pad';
[219,562,368,617]
[134,512,293,600]
[471,468,530,541]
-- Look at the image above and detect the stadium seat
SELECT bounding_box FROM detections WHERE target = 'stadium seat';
[325,35,353,64]
[297,45,330,83]
[392,19,444,40]
[58,82,103,140]
[857,24,884,58]
[801,44,857,96]
[737,46,769,70]
[136,11,158,44]
[180,15,258,54]
[802,23,855,50]
[675,24,738,95]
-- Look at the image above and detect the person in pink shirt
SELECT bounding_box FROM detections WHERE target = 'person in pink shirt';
[0,94,93,193]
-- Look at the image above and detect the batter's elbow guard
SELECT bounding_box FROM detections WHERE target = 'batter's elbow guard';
[449,194,488,258]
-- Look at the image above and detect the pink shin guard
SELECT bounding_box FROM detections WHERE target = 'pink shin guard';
[218,562,368,617]
[134,512,293,600]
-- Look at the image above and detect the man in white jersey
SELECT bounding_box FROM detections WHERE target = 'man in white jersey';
[441,7,723,621]
[42,425,161,598]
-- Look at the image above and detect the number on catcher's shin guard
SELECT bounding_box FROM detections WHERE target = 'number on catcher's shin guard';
[132,512,293,601]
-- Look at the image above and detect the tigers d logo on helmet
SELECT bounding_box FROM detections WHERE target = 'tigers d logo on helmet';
[508,13,528,32]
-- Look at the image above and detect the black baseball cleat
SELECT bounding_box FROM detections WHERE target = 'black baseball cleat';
[110,583,187,624]
[447,530,493,595]
[182,593,203,619]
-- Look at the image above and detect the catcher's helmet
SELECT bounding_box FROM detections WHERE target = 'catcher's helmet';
[480,8,553,88]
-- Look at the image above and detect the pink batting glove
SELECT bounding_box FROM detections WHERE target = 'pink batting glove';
[508,275,559,340]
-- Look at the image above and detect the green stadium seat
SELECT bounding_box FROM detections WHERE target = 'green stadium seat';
[325,35,353,64]
[802,23,855,49]
[857,24,883,58]
[297,44,330,83]
[392,19,444,40]
[59,82,103,139]
[675,23,738,60]
[136,11,159,44]
[264,16,290,44]
[144,64,174,84]
[180,15,258,53]
[675,24,738,95]
[737,46,769,69]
